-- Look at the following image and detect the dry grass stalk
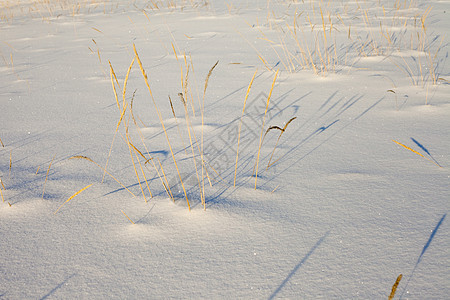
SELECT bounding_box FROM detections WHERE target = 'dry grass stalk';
[122,57,135,108]
[271,185,280,193]
[199,60,219,208]
[109,62,121,111]
[0,185,4,203]
[266,117,297,169]
[124,108,153,202]
[69,155,136,197]
[102,101,129,183]
[0,137,4,147]
[121,209,135,224]
[129,102,174,201]
[54,184,92,214]
[133,44,190,209]
[42,155,55,199]
[0,178,4,203]
[125,125,148,202]
[203,60,219,96]
[234,69,258,186]
[392,140,441,168]
[102,57,135,184]
[179,92,205,208]
[388,274,403,300]
[168,95,188,154]
[255,69,279,189]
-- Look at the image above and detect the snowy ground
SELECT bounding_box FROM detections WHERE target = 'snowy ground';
[1,0,449,298]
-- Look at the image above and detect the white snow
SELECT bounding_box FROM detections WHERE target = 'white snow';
[1,0,449,299]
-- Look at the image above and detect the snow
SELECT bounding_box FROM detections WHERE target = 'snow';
[1,0,449,298]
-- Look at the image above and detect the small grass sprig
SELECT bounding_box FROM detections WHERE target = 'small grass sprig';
[388,274,403,300]
[0,178,5,203]
[42,155,55,199]
[121,209,135,224]
[392,140,441,168]
[266,117,297,170]
[54,184,92,215]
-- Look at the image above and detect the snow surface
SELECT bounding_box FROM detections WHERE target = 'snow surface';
[1,0,449,298]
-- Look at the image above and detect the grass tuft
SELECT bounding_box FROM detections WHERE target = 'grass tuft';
[133,44,190,209]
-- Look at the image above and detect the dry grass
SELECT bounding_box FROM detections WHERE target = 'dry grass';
[254,69,279,189]
[265,117,297,170]
[54,184,93,215]
[121,209,135,224]
[388,274,403,300]
[392,140,441,168]
[133,44,190,209]
[234,69,258,187]
[69,155,136,197]
[0,178,5,203]
[41,155,55,200]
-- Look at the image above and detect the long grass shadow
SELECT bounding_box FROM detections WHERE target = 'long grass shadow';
[399,213,446,299]
[268,231,330,300]
[410,137,442,167]
[258,96,384,189]
[40,273,76,300]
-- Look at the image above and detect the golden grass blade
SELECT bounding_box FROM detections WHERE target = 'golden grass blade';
[69,155,136,197]
[201,61,218,208]
[0,136,4,147]
[125,126,147,202]
[0,178,5,203]
[234,69,257,187]
[271,185,280,193]
[109,62,120,111]
[129,107,174,201]
[42,155,55,199]
[133,44,190,209]
[169,96,188,155]
[122,57,135,108]
[121,210,135,224]
[54,184,92,215]
[180,92,205,208]
[392,140,441,168]
[102,101,128,183]
[388,274,403,300]
[125,119,153,202]
[0,184,4,203]
[255,70,279,189]
[203,60,219,96]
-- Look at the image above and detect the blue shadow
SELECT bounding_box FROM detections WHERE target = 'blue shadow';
[268,231,330,300]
